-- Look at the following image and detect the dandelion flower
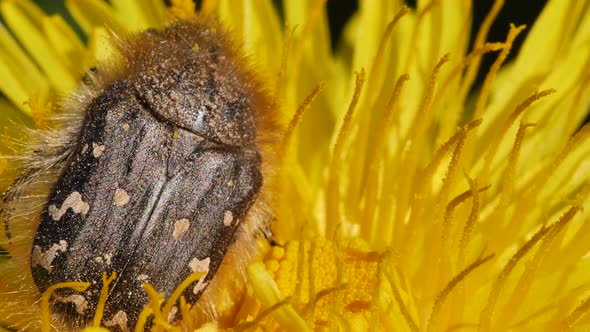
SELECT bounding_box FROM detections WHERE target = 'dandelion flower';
[1,0,590,331]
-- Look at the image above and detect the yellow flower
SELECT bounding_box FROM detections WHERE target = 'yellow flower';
[1,0,590,331]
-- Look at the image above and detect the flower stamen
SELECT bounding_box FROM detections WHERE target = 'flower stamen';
[280,81,326,158]
[474,23,526,120]
[272,25,296,111]
[478,89,555,182]
[403,0,440,73]
[426,254,494,332]
[382,254,419,332]
[367,6,409,90]
[457,174,482,263]
[40,281,91,332]
[480,205,581,331]
[363,74,410,244]
[459,0,506,99]
[498,195,587,327]
[93,272,117,327]
[495,122,535,215]
[327,69,366,236]
[398,54,450,252]
[161,272,206,321]
[566,294,590,328]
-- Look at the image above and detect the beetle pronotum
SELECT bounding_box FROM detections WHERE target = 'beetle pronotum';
[0,16,276,330]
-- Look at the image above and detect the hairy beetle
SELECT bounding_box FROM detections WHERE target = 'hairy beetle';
[0,16,276,330]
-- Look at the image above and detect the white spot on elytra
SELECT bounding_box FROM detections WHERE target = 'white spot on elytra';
[54,294,88,314]
[173,219,190,240]
[81,144,89,153]
[189,257,211,295]
[136,274,149,282]
[92,142,105,157]
[167,306,178,323]
[223,211,233,226]
[31,240,67,272]
[104,310,129,332]
[122,123,130,131]
[48,191,90,221]
[189,257,210,273]
[114,188,130,206]
[95,253,113,265]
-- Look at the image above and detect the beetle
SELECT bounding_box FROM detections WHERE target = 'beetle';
[0,16,276,330]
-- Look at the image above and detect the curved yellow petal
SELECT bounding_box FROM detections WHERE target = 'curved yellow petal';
[247,262,310,332]
[1,0,77,92]
[65,0,124,35]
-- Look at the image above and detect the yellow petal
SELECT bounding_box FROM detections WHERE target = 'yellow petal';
[109,0,153,30]
[65,0,124,35]
[0,24,49,114]
[86,27,115,66]
[246,262,310,332]
[1,0,76,92]
[42,15,86,75]
[0,54,31,115]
